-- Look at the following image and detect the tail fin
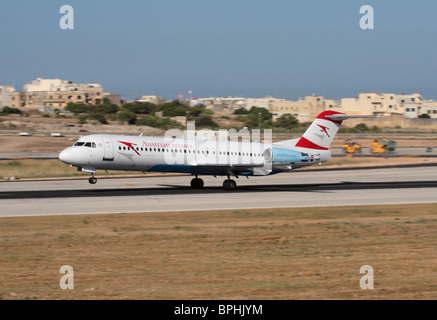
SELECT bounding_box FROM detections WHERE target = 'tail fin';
[295,111,344,150]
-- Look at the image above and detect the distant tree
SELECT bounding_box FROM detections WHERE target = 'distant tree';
[196,114,219,128]
[92,112,108,124]
[65,102,88,115]
[233,108,249,115]
[156,101,189,117]
[419,113,431,118]
[249,107,272,120]
[118,109,137,124]
[0,106,22,115]
[123,101,156,114]
[187,106,213,117]
[96,103,119,114]
[354,123,370,132]
[243,113,262,128]
[77,114,88,124]
[234,107,273,128]
[274,114,299,129]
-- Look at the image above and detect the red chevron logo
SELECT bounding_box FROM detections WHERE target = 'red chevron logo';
[119,141,140,155]
[317,124,330,138]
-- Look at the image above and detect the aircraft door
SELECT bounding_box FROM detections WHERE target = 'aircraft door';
[102,136,114,161]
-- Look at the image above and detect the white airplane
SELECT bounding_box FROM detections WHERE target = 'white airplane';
[59,111,376,190]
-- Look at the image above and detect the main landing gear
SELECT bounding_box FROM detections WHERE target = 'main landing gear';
[88,174,97,184]
[222,179,237,190]
[190,177,204,189]
[190,174,238,190]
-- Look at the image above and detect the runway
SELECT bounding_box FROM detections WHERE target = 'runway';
[1,165,436,217]
[1,146,437,160]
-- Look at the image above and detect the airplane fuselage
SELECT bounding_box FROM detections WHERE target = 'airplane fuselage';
[59,134,330,177]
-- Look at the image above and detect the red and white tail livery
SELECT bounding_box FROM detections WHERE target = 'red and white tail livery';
[295,111,344,151]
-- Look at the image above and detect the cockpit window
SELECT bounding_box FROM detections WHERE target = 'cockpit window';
[74,141,96,147]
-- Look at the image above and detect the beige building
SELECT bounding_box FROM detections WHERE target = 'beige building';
[329,92,429,118]
[137,95,166,105]
[190,97,246,113]
[103,92,122,106]
[0,86,16,108]
[421,100,437,119]
[270,95,337,123]
[244,97,276,110]
[15,78,104,110]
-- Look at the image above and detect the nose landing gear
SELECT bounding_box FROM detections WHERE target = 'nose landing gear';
[88,174,97,184]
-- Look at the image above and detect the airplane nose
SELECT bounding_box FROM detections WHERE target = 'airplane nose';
[59,147,74,164]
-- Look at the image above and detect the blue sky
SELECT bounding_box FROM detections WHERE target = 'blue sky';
[1,0,437,101]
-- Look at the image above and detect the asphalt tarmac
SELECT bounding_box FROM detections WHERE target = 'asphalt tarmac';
[1,166,436,217]
[1,147,437,160]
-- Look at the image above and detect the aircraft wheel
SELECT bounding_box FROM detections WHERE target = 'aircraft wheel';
[89,176,97,184]
[190,178,204,189]
[223,179,237,190]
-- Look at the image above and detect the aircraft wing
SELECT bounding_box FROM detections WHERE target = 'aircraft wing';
[193,162,294,176]
[194,163,265,172]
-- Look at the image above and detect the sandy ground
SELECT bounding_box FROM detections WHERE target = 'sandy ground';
[0,203,436,300]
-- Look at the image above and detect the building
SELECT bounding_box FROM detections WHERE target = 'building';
[15,78,104,110]
[270,95,336,123]
[0,86,16,108]
[330,92,428,118]
[103,93,122,106]
[136,95,166,105]
[190,97,246,113]
[244,97,276,110]
[421,100,437,118]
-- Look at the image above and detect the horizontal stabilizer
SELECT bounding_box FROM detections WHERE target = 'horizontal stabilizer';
[326,114,384,121]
